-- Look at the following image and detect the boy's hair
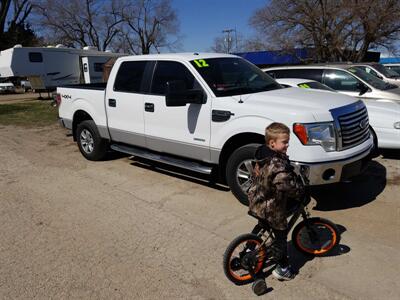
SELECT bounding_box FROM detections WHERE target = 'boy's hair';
[265,122,290,144]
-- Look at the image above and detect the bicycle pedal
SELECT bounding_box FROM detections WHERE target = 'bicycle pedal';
[252,278,268,296]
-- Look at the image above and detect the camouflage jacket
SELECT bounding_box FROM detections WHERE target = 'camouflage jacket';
[247,145,305,230]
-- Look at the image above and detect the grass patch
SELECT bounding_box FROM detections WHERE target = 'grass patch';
[0,101,58,127]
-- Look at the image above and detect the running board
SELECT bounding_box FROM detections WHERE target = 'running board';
[110,144,213,175]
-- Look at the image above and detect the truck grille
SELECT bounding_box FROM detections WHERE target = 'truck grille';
[337,106,370,150]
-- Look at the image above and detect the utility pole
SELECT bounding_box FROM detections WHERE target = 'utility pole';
[222,28,236,53]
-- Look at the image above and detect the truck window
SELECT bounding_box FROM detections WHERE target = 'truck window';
[323,70,360,91]
[114,61,147,93]
[151,61,196,95]
[29,52,43,63]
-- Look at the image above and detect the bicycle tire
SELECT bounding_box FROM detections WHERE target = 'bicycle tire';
[223,233,266,285]
[292,217,340,257]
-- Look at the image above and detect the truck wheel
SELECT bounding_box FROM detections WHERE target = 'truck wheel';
[226,144,261,205]
[76,120,108,161]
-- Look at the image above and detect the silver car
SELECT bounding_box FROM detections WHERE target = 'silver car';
[349,62,400,87]
[264,64,400,102]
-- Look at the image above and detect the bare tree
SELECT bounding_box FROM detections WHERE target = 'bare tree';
[116,0,180,54]
[210,31,259,53]
[1,0,32,34]
[250,0,400,62]
[33,0,123,50]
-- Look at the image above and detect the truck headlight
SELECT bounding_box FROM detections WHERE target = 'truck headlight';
[394,121,400,129]
[293,122,336,152]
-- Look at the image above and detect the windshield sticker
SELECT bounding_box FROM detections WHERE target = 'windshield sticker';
[193,59,209,68]
[348,68,356,73]
[298,83,310,88]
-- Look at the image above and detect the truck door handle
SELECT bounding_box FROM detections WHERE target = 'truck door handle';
[145,102,154,112]
[108,98,116,107]
[212,110,234,122]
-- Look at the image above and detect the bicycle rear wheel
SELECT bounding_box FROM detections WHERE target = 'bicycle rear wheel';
[223,233,267,285]
[292,217,340,257]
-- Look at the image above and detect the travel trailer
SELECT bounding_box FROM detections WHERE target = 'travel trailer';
[0,45,125,90]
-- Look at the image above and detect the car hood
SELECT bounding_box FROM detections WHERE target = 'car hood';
[235,87,358,121]
[375,87,400,101]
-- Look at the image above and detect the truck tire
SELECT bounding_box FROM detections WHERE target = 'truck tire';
[76,120,108,161]
[226,143,261,205]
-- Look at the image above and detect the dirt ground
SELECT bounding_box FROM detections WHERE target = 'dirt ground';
[0,96,399,299]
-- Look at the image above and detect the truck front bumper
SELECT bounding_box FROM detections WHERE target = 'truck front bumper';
[291,145,373,185]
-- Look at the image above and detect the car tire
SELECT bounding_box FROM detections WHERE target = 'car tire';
[76,120,108,161]
[226,143,261,205]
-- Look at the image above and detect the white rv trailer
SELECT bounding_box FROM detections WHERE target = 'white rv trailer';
[0,45,125,90]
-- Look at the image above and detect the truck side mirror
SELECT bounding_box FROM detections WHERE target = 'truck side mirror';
[165,80,205,107]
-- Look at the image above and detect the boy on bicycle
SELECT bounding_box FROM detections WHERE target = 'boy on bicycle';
[247,122,304,281]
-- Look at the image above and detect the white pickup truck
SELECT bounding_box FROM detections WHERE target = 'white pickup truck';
[57,53,373,204]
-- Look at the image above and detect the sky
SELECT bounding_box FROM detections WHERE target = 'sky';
[172,0,266,52]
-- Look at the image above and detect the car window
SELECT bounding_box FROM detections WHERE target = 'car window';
[362,66,379,78]
[114,61,147,93]
[347,67,397,90]
[151,61,196,95]
[372,63,400,78]
[323,69,361,91]
[270,69,323,82]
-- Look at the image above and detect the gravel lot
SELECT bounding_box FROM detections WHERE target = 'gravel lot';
[0,96,399,299]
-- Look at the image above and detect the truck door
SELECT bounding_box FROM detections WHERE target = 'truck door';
[105,60,150,147]
[143,60,211,162]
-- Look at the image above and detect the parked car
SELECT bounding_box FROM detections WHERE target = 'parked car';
[57,53,373,205]
[20,80,32,92]
[264,65,400,102]
[383,64,400,76]
[275,78,400,151]
[347,62,400,86]
[0,81,15,93]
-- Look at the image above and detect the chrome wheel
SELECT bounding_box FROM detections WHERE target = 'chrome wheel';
[236,159,255,194]
[80,129,94,154]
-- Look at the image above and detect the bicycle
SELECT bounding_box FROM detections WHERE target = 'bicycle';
[222,167,340,295]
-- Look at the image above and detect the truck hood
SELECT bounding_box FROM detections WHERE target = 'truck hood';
[236,87,358,121]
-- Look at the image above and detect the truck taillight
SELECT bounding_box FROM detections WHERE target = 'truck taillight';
[55,93,61,106]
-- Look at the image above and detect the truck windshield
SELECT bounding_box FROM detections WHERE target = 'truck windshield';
[347,67,398,90]
[190,57,281,97]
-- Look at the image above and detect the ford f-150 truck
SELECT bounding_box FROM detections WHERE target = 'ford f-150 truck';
[57,53,373,204]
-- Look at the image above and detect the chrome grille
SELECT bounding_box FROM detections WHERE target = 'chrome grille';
[338,106,370,150]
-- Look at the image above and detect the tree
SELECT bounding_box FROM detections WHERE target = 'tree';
[210,31,261,53]
[0,0,37,49]
[33,0,123,51]
[250,0,400,62]
[116,0,180,54]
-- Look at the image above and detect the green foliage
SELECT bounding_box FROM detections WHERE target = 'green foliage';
[0,101,58,127]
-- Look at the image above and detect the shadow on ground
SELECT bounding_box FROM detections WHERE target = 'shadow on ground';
[288,223,350,273]
[310,160,386,211]
[129,157,230,192]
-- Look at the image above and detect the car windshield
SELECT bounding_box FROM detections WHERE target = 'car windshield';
[372,63,400,78]
[346,67,398,90]
[298,81,336,92]
[386,65,400,75]
[190,57,281,97]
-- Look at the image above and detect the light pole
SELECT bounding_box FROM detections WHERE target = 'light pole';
[222,28,236,53]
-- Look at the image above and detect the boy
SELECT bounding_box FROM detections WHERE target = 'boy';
[247,122,304,281]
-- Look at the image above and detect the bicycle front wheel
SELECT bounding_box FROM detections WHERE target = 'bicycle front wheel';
[223,233,266,285]
[292,217,340,257]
